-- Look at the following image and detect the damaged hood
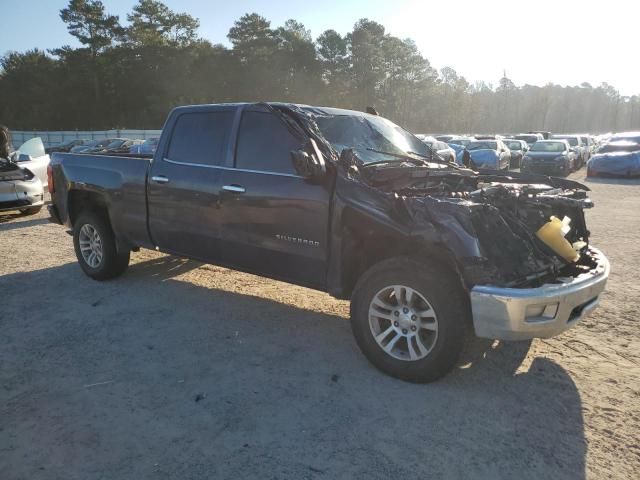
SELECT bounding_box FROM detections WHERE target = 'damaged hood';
[354,162,594,286]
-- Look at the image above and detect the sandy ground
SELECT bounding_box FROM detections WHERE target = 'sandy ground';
[1,171,638,479]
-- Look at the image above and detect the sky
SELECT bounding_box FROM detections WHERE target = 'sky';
[1,0,638,95]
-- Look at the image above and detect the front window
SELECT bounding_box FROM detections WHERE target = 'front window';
[530,142,566,152]
[314,114,429,163]
[106,140,125,149]
[505,141,522,150]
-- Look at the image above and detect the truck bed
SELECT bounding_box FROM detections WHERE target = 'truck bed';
[49,152,152,249]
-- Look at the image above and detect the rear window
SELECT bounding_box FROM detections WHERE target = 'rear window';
[236,111,302,174]
[467,141,498,151]
[167,111,234,166]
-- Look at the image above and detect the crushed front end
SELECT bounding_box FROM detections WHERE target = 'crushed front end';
[354,163,609,340]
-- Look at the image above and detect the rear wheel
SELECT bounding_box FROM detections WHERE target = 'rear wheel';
[350,257,468,383]
[73,211,130,280]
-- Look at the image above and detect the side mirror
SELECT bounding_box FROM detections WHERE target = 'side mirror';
[290,138,326,181]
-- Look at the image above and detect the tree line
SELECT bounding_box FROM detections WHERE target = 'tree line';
[1,0,638,134]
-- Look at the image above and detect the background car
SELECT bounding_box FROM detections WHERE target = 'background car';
[466,139,511,170]
[129,137,159,155]
[446,135,476,147]
[447,142,467,165]
[587,151,640,178]
[0,154,44,215]
[552,134,587,168]
[14,137,50,186]
[434,134,456,142]
[503,139,528,168]
[528,130,552,139]
[608,131,640,144]
[416,135,457,162]
[521,140,575,176]
[71,138,120,153]
[514,133,544,146]
[45,139,85,154]
[577,134,595,158]
[103,138,140,154]
[595,140,640,154]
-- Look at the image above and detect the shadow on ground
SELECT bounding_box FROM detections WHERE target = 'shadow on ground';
[0,215,50,230]
[0,256,586,480]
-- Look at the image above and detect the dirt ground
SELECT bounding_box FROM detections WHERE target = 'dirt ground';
[1,171,638,480]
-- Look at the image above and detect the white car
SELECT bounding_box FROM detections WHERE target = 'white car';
[415,135,457,163]
[14,137,50,186]
[0,154,44,215]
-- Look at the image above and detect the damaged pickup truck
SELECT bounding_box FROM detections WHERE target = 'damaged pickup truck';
[48,103,609,382]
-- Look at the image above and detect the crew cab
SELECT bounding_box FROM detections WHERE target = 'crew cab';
[48,103,610,383]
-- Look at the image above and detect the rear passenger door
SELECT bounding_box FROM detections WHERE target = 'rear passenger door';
[147,106,237,261]
[217,105,331,289]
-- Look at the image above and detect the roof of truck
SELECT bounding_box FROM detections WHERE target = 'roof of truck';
[172,102,374,118]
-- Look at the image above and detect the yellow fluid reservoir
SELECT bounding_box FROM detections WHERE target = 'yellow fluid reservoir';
[536,216,580,263]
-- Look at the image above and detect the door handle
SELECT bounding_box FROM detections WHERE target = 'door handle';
[151,175,169,184]
[222,184,246,193]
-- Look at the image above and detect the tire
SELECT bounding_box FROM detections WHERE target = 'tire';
[19,205,42,216]
[73,211,130,280]
[350,257,468,383]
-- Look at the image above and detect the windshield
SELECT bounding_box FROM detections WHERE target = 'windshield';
[467,141,497,151]
[505,141,522,150]
[17,137,46,159]
[107,140,125,149]
[554,136,578,146]
[314,114,429,163]
[530,141,566,152]
[515,135,538,144]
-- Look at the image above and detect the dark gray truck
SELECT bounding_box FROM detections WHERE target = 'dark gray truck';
[48,103,609,382]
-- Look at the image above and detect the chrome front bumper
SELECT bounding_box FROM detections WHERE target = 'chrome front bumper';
[470,248,610,341]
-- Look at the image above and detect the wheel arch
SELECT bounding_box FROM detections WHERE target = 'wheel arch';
[334,213,466,300]
[67,189,110,227]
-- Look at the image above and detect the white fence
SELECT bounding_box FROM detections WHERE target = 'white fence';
[10,130,163,148]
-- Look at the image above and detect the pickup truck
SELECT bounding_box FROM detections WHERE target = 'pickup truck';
[48,103,610,383]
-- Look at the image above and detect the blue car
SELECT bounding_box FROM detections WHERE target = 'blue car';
[129,137,159,155]
[465,139,511,170]
[521,140,575,177]
[588,140,640,177]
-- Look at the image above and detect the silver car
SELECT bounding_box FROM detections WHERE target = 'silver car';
[0,155,44,215]
[0,137,47,215]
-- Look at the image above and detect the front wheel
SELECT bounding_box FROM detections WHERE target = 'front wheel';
[350,257,468,383]
[73,211,130,280]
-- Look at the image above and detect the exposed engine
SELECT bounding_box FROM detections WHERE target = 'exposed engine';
[356,162,599,287]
